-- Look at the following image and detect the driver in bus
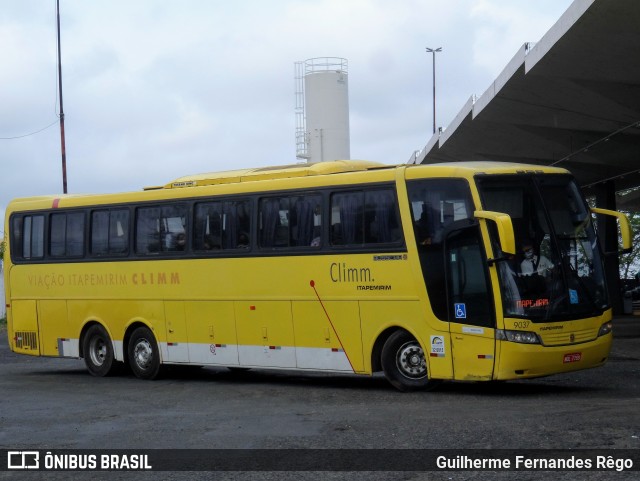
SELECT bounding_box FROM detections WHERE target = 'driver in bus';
[520,240,553,277]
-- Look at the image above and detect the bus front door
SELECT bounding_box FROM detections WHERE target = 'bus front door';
[445,226,496,381]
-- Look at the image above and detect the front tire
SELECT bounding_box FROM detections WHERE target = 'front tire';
[381,330,433,392]
[128,326,162,380]
[83,324,118,377]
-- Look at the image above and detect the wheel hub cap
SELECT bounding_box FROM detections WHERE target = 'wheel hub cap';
[90,338,106,366]
[396,342,427,379]
[134,340,153,370]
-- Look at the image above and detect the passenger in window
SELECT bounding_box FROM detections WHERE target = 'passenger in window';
[203,235,219,250]
[174,233,186,251]
[237,232,249,248]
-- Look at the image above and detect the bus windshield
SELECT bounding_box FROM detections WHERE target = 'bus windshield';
[477,174,608,321]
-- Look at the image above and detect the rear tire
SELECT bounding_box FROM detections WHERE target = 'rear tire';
[83,324,118,377]
[128,326,162,380]
[381,330,434,392]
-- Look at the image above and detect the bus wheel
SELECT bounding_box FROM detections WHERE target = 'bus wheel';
[83,324,117,377]
[381,330,431,392]
[128,326,162,380]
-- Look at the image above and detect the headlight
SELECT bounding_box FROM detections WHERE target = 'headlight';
[496,329,541,344]
[598,321,612,337]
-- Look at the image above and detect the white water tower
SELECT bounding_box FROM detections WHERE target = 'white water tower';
[295,57,350,163]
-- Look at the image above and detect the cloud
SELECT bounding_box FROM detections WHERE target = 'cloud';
[470,0,572,76]
[0,0,573,231]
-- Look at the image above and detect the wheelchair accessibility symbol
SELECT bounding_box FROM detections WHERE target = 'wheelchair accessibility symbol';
[454,303,467,319]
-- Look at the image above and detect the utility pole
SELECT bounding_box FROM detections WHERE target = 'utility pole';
[426,47,442,135]
[56,0,68,194]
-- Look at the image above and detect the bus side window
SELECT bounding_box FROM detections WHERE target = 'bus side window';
[13,214,45,260]
[292,195,321,247]
[194,202,223,251]
[50,214,67,257]
[10,216,23,258]
[224,200,251,250]
[194,199,251,252]
[50,212,85,258]
[331,192,363,246]
[259,197,287,248]
[259,195,320,249]
[136,207,162,254]
[91,209,129,256]
[331,188,400,247]
[364,189,400,244]
[110,210,130,254]
[136,204,187,254]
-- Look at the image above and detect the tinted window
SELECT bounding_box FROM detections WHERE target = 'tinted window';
[330,188,400,246]
[13,215,45,260]
[259,194,322,248]
[194,199,251,251]
[49,212,85,257]
[136,204,188,254]
[10,216,23,258]
[407,179,475,321]
[91,209,129,256]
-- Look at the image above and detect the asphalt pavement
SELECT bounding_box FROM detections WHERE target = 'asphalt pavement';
[0,316,638,481]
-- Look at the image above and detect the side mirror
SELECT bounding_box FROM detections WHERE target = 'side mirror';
[474,210,516,255]
[591,207,632,254]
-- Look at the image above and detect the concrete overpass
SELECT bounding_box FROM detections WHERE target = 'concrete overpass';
[413,0,640,311]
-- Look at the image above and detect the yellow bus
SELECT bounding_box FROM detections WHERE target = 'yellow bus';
[3,160,631,391]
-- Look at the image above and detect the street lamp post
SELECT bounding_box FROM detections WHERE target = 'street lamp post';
[426,47,442,135]
[56,0,67,194]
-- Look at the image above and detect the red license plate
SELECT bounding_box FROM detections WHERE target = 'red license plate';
[563,352,582,363]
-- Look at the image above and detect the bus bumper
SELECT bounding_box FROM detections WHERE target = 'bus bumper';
[495,333,612,380]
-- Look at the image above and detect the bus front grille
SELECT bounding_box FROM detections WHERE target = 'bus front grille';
[539,327,598,346]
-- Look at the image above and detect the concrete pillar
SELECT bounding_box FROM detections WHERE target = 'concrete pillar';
[594,181,622,314]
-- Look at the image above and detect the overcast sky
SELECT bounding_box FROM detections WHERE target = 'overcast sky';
[0,0,574,231]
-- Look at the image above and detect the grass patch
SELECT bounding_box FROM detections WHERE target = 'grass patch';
[0,316,6,332]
